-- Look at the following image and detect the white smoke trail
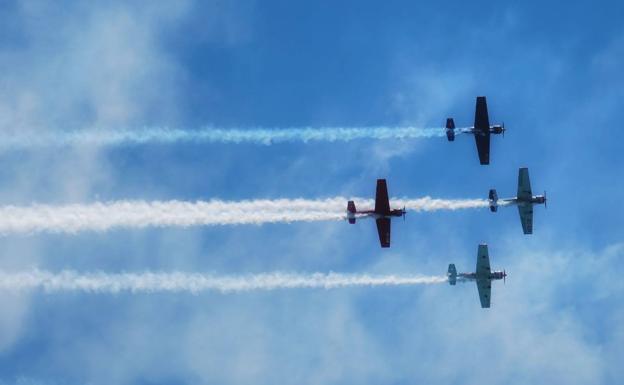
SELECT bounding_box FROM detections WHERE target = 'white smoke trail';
[0,270,448,293]
[395,197,491,211]
[0,197,489,234]
[0,200,344,234]
[1,126,446,148]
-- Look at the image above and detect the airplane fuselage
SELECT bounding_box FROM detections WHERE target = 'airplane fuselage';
[494,195,546,208]
[455,270,506,282]
[457,124,505,136]
[347,209,404,220]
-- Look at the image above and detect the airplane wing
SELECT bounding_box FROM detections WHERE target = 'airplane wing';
[476,279,492,308]
[374,179,391,214]
[476,244,492,307]
[375,217,391,248]
[474,135,490,165]
[517,167,532,200]
[474,96,491,165]
[476,244,491,276]
[518,204,534,234]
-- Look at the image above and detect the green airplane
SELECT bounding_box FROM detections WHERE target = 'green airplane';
[488,167,547,234]
[447,244,506,308]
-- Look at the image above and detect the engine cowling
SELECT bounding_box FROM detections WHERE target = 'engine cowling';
[490,125,504,134]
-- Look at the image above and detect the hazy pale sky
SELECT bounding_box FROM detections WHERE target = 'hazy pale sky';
[0,1,622,384]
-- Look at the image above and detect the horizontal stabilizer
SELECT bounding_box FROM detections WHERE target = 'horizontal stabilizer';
[488,189,498,212]
[446,118,455,141]
[447,264,457,285]
[347,200,356,224]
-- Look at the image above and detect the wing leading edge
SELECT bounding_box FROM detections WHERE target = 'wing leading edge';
[475,244,492,308]
[474,96,491,165]
[475,244,493,308]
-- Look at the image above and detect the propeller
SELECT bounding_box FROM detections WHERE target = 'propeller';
[503,269,506,284]
[544,190,548,209]
[502,122,505,137]
[402,206,406,221]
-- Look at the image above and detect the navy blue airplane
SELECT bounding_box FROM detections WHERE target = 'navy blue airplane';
[445,96,505,165]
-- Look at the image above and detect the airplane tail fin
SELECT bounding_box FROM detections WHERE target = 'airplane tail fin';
[447,264,457,285]
[347,200,356,224]
[446,118,455,141]
[488,189,498,212]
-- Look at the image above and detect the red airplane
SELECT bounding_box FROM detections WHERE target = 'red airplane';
[347,179,406,248]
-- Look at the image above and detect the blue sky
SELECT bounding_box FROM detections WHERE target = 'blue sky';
[0,1,623,384]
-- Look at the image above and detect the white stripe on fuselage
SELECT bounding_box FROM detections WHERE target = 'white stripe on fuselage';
[489,198,524,208]
[350,213,388,220]
[492,197,542,207]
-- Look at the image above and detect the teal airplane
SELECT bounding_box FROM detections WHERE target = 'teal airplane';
[488,167,547,234]
[447,244,506,308]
